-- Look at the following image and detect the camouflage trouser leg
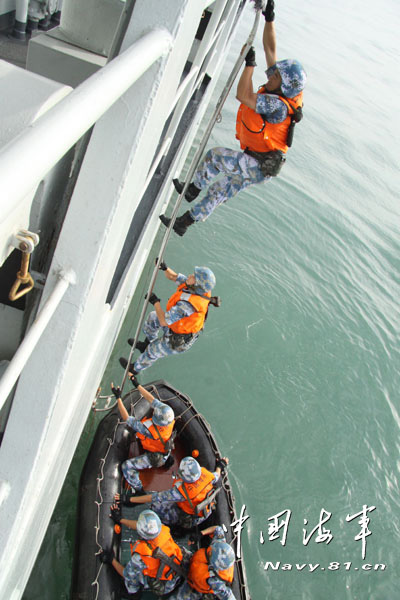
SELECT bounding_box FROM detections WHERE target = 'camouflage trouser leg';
[133,336,177,372]
[121,453,153,490]
[134,318,197,372]
[133,311,172,372]
[190,147,267,222]
[28,1,47,20]
[141,310,164,343]
[168,580,203,600]
[149,499,207,529]
[149,499,182,526]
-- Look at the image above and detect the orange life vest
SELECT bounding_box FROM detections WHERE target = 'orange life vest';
[236,89,303,154]
[132,524,183,581]
[188,547,234,594]
[176,467,215,516]
[136,418,175,454]
[166,284,211,335]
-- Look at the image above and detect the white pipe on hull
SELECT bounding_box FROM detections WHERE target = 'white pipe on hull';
[0,270,76,412]
[0,28,172,223]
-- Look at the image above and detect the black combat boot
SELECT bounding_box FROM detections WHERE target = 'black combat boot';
[159,211,195,237]
[127,337,150,353]
[173,178,201,202]
[119,357,137,374]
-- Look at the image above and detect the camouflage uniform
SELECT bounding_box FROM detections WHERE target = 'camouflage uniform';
[149,471,220,529]
[123,548,193,596]
[169,527,237,600]
[121,398,172,490]
[122,510,192,596]
[123,551,182,595]
[188,59,307,223]
[134,273,199,372]
[189,147,267,222]
[134,268,216,372]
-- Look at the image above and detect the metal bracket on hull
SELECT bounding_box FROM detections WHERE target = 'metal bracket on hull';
[8,230,40,302]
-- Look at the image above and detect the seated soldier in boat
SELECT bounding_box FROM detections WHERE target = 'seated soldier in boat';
[117,456,228,531]
[111,376,175,495]
[119,262,218,374]
[170,525,237,600]
[100,508,190,598]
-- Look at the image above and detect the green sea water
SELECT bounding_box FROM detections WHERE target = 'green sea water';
[24,1,400,598]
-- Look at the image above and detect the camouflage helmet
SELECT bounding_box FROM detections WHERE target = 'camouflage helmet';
[178,456,202,483]
[194,266,216,293]
[136,509,162,540]
[152,403,174,427]
[209,541,235,571]
[275,59,307,98]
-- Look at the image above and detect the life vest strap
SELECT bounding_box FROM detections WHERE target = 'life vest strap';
[278,95,303,148]
[152,422,176,455]
[181,288,220,308]
[178,481,195,510]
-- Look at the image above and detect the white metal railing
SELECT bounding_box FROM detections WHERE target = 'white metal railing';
[141,137,172,196]
[168,66,200,121]
[0,28,172,225]
[160,0,230,158]
[0,270,76,412]
[0,25,201,410]
[139,65,200,176]
[203,18,226,58]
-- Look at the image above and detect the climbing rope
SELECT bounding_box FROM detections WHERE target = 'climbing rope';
[118,5,263,394]
[89,5,264,597]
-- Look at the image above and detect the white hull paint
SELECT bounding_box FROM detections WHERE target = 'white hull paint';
[0,1,247,597]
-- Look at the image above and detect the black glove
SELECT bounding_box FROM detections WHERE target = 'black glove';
[110,505,121,525]
[118,491,136,506]
[100,549,114,564]
[156,257,168,271]
[215,457,228,470]
[148,292,161,305]
[262,0,275,22]
[129,373,139,388]
[245,46,256,67]
[111,384,121,399]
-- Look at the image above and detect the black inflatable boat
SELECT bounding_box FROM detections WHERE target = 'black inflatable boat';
[71,380,250,600]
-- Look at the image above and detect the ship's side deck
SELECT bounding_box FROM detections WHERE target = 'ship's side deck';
[0,2,249,598]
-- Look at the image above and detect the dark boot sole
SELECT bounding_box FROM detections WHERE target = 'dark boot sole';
[159,214,171,228]
[119,357,137,373]
[159,214,187,236]
[172,178,199,202]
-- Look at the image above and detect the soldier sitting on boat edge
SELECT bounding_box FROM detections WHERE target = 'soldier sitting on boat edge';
[111,377,175,495]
